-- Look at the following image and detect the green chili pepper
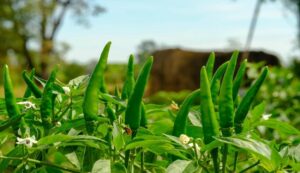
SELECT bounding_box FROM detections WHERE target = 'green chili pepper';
[3,65,21,132]
[218,51,238,136]
[22,70,42,98]
[234,67,268,134]
[125,57,153,131]
[210,62,229,104]
[211,79,220,105]
[40,68,58,130]
[140,102,147,128]
[23,68,35,99]
[172,89,200,137]
[233,59,247,101]
[206,52,215,81]
[200,67,220,173]
[122,55,135,100]
[83,42,111,134]
[200,67,219,144]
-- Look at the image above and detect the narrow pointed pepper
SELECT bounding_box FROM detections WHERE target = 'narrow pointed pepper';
[22,70,42,98]
[122,55,135,100]
[218,51,238,136]
[83,42,111,134]
[3,65,21,132]
[233,59,247,101]
[206,52,215,81]
[40,68,58,130]
[234,67,268,134]
[125,57,153,131]
[200,67,220,173]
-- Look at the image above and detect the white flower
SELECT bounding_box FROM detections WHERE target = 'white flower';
[179,134,190,144]
[16,136,37,148]
[62,86,71,95]
[262,114,272,120]
[55,121,62,127]
[17,101,36,110]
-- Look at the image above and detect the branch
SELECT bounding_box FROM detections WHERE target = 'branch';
[39,0,48,40]
[50,0,71,40]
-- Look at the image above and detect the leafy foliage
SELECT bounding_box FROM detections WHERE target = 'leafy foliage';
[0,43,299,172]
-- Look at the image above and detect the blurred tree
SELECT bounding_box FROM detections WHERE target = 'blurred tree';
[137,40,158,64]
[239,0,300,52]
[0,0,105,78]
[281,0,300,47]
[243,0,264,58]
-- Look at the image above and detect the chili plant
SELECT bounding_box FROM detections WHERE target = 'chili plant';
[0,43,299,173]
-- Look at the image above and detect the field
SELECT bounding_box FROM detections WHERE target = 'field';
[0,43,299,173]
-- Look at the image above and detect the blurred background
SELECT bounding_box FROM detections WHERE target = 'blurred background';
[0,0,300,105]
[1,0,299,128]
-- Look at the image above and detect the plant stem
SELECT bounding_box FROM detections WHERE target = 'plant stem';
[222,144,228,173]
[193,140,199,161]
[211,148,219,173]
[125,150,130,168]
[233,152,238,172]
[240,160,260,173]
[198,161,210,173]
[141,150,144,173]
[0,156,80,173]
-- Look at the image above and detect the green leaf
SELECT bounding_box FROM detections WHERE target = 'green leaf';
[38,134,107,146]
[186,125,203,139]
[201,140,223,153]
[111,162,127,173]
[163,134,189,149]
[50,118,85,134]
[166,160,192,173]
[65,152,81,169]
[125,139,170,150]
[216,136,280,171]
[183,161,200,173]
[216,136,271,158]
[92,160,111,173]
[99,93,126,108]
[257,119,300,135]
[68,75,89,87]
[112,122,125,151]
[250,102,266,122]
[0,145,26,172]
[149,119,173,134]
[125,137,187,159]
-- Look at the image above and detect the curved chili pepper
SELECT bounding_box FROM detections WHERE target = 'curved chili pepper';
[206,52,215,81]
[122,55,135,100]
[219,51,238,136]
[3,65,21,132]
[22,70,42,98]
[125,57,153,131]
[233,59,247,101]
[234,67,268,134]
[40,68,58,130]
[83,42,111,134]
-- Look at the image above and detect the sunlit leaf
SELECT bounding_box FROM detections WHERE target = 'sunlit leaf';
[257,119,300,135]
[166,160,191,173]
[92,160,111,173]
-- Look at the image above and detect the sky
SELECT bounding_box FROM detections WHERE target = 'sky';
[57,0,298,64]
